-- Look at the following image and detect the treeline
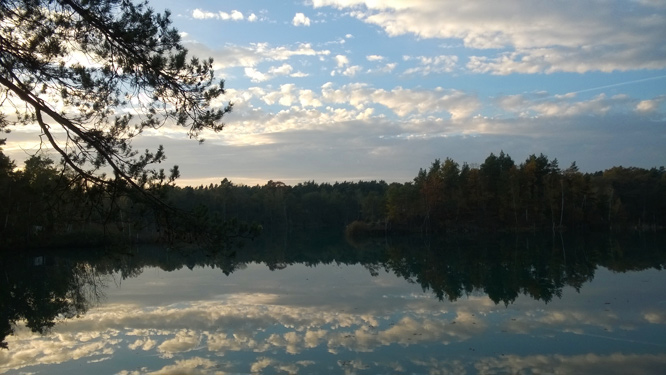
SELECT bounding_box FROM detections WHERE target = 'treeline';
[168,179,389,230]
[387,152,666,233]
[171,151,666,234]
[1,142,665,249]
[0,149,161,249]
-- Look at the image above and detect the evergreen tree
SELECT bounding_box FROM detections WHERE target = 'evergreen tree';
[0,0,230,200]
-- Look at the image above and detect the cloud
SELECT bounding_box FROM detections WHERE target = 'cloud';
[249,357,310,374]
[467,46,666,75]
[403,55,458,75]
[128,337,157,351]
[331,55,362,77]
[261,84,297,106]
[366,55,385,61]
[298,89,323,107]
[224,82,479,128]
[282,82,480,119]
[158,330,202,357]
[335,54,349,67]
[185,42,331,71]
[269,63,294,76]
[231,10,244,21]
[310,0,666,73]
[0,328,121,372]
[144,357,221,375]
[244,67,268,82]
[172,93,664,184]
[475,353,666,375]
[342,65,362,76]
[367,62,397,74]
[644,310,666,324]
[292,12,311,26]
[635,97,663,113]
[499,308,626,334]
[494,92,660,118]
[192,9,245,21]
[191,8,216,19]
[0,288,475,372]
[244,64,295,82]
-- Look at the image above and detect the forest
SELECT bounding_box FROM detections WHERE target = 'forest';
[0,144,666,253]
[159,152,666,237]
[1,142,664,250]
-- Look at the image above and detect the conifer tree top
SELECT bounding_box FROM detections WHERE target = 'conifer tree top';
[0,0,230,193]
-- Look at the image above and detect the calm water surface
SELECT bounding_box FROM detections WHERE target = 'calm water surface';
[1,232,665,374]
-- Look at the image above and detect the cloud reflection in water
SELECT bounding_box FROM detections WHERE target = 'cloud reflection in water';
[1,260,665,374]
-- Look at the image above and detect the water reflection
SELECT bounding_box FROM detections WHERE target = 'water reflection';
[0,253,107,349]
[1,232,665,374]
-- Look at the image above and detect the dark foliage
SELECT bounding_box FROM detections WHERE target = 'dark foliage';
[163,152,666,235]
[1,0,230,204]
[2,147,663,249]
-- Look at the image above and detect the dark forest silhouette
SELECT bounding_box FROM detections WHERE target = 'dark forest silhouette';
[1,147,664,250]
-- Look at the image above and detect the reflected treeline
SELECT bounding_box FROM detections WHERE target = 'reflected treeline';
[0,250,107,349]
[383,235,593,304]
[2,232,665,348]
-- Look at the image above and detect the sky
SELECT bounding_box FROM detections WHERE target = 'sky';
[5,0,666,186]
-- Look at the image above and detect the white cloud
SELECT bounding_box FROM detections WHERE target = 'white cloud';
[231,10,244,21]
[495,92,657,118]
[298,89,323,107]
[245,64,297,82]
[268,63,294,76]
[335,54,349,67]
[0,329,122,372]
[191,9,216,19]
[186,42,331,71]
[292,13,311,26]
[403,55,458,75]
[248,13,258,22]
[342,65,362,77]
[157,330,201,357]
[368,62,397,74]
[145,357,220,375]
[366,55,385,61]
[310,0,666,73]
[383,63,397,72]
[635,99,660,113]
[312,83,480,119]
[244,67,268,82]
[128,337,158,351]
[467,46,666,75]
[261,84,298,107]
[192,9,245,21]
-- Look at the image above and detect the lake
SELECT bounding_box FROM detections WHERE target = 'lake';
[1,231,666,374]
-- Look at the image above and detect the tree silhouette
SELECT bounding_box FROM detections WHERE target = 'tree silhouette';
[0,0,231,200]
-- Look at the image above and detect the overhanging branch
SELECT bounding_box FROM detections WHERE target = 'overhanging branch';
[0,71,174,209]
